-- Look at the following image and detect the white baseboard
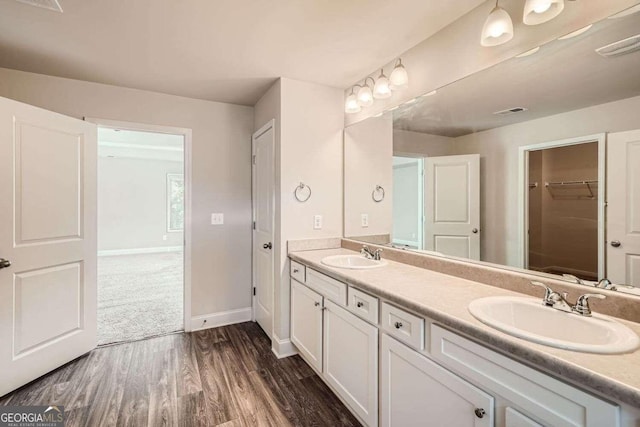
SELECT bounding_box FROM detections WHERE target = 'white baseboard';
[271,332,297,358]
[190,307,252,332]
[98,246,183,257]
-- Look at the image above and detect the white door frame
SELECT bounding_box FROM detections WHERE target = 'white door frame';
[85,117,193,332]
[251,119,275,336]
[517,133,606,276]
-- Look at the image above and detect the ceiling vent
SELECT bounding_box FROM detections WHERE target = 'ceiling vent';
[596,34,640,58]
[493,107,528,116]
[13,0,62,12]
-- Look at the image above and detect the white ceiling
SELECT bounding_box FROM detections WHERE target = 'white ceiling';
[392,11,640,137]
[0,0,486,106]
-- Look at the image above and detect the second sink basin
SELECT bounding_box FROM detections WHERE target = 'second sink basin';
[468,296,640,354]
[321,254,387,269]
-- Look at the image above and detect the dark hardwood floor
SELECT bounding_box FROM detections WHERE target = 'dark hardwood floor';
[0,322,362,427]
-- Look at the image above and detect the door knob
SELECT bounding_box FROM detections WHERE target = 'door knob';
[263,242,272,250]
[0,258,11,269]
[472,228,479,234]
[474,408,486,419]
[611,240,621,248]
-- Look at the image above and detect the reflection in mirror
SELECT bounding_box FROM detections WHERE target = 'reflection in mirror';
[343,8,640,293]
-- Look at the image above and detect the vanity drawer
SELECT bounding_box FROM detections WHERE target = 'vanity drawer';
[290,260,306,283]
[347,287,379,324]
[430,325,619,427]
[381,302,424,350]
[306,269,347,306]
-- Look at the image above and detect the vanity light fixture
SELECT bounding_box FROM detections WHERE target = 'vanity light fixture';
[357,77,375,107]
[557,24,593,40]
[373,69,392,99]
[389,58,409,90]
[481,0,514,47]
[523,0,564,25]
[345,87,361,114]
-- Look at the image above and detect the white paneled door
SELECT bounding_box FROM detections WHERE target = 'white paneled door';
[252,121,275,338]
[607,129,640,287]
[0,96,97,396]
[425,154,480,260]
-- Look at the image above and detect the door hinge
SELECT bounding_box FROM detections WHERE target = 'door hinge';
[252,155,256,165]
[253,287,256,296]
[252,221,256,230]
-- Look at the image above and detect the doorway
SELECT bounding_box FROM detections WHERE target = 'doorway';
[521,135,605,280]
[92,120,192,345]
[392,156,424,249]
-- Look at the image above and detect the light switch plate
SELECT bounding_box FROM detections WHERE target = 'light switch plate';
[361,213,369,228]
[314,215,322,230]
[211,213,224,225]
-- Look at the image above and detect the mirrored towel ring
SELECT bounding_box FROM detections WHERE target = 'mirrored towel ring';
[372,185,385,202]
[294,182,312,202]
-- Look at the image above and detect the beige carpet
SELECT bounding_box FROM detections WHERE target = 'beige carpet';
[98,251,184,345]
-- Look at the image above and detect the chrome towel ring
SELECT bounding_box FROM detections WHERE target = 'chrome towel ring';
[294,182,312,202]
[372,185,385,202]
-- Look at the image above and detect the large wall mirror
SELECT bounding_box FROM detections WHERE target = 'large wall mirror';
[343,7,640,295]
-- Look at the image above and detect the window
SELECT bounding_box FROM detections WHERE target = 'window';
[167,173,184,232]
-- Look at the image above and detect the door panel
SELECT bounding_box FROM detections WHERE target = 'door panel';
[252,123,275,337]
[425,154,480,260]
[607,130,640,286]
[0,96,97,396]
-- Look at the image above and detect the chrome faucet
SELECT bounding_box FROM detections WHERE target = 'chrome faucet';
[531,281,606,317]
[361,245,383,261]
[562,274,588,286]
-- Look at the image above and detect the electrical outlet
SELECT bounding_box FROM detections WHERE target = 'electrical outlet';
[314,215,322,230]
[361,213,369,228]
[211,213,224,225]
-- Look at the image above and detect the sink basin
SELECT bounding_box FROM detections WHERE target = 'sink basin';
[321,254,388,270]
[468,296,640,354]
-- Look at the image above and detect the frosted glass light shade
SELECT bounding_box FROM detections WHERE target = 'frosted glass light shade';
[389,61,408,90]
[373,71,392,99]
[345,93,361,113]
[523,0,564,25]
[481,6,514,47]
[357,84,374,107]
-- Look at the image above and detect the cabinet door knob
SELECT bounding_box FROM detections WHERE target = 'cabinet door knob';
[394,322,403,329]
[293,268,299,273]
[474,408,486,419]
[314,302,320,307]
[356,301,364,308]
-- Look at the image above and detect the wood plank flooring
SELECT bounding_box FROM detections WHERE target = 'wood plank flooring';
[0,322,362,427]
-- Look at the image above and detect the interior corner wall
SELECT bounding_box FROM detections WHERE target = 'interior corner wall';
[254,78,344,343]
[0,67,254,320]
[452,94,640,268]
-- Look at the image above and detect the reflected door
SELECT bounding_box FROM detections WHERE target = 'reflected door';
[252,122,275,338]
[0,96,97,396]
[607,129,640,287]
[425,154,480,260]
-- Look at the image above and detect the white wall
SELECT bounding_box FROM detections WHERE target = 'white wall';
[98,156,183,251]
[345,0,638,126]
[344,115,393,238]
[254,77,344,346]
[0,67,254,320]
[453,94,640,267]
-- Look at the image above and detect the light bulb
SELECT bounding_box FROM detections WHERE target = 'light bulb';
[389,60,408,90]
[523,0,564,25]
[357,84,374,107]
[373,70,392,99]
[345,92,361,114]
[481,5,514,47]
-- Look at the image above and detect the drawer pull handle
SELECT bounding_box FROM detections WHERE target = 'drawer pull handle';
[474,408,486,419]
[394,322,403,329]
[356,301,364,308]
[293,268,299,273]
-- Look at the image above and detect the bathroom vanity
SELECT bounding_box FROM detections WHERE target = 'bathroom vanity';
[288,248,640,427]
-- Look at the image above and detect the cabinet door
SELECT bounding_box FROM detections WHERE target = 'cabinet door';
[323,300,378,427]
[291,279,323,372]
[381,334,494,427]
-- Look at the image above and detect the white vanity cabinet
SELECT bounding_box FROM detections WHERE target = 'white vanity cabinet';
[290,279,323,372]
[381,333,494,427]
